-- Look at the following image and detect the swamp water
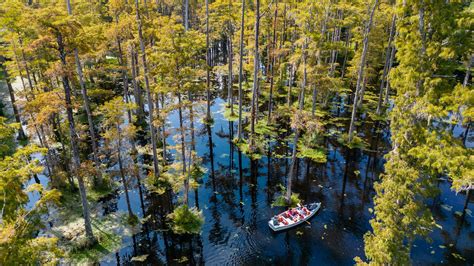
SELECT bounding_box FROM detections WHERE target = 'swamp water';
[16,88,472,265]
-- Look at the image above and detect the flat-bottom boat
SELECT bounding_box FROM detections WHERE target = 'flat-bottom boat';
[268,202,321,232]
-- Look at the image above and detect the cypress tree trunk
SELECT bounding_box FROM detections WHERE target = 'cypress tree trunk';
[67,0,101,182]
[267,1,278,124]
[39,125,54,176]
[161,93,168,163]
[135,0,160,177]
[184,0,189,31]
[329,11,342,77]
[33,124,52,176]
[340,29,351,78]
[228,34,234,115]
[287,41,307,204]
[463,56,472,87]
[311,85,317,117]
[348,0,378,142]
[237,0,245,142]
[205,0,212,122]
[462,57,472,146]
[130,46,144,119]
[287,64,293,107]
[462,189,471,216]
[188,91,196,152]
[74,51,101,171]
[11,42,28,95]
[18,37,34,92]
[117,124,134,219]
[177,92,189,205]
[250,0,260,151]
[376,14,396,115]
[357,72,368,109]
[2,66,26,140]
[183,0,194,203]
[115,14,133,125]
[56,30,96,244]
[463,122,470,146]
[383,40,396,106]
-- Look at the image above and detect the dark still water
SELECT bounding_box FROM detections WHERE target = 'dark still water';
[86,97,472,265]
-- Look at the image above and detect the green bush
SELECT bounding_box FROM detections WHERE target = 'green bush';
[167,205,204,235]
[271,184,301,208]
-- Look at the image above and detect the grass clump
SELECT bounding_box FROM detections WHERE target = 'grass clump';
[52,212,129,264]
[67,228,122,264]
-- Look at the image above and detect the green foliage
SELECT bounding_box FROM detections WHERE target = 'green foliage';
[0,0,471,263]
[65,216,124,264]
[254,119,279,138]
[190,163,206,182]
[0,144,62,265]
[0,221,62,265]
[297,132,327,163]
[0,145,47,221]
[297,144,327,163]
[145,169,171,195]
[222,104,240,122]
[272,184,301,208]
[167,205,204,235]
[362,155,437,264]
[338,132,367,150]
[235,139,263,160]
[0,116,18,158]
[361,0,474,263]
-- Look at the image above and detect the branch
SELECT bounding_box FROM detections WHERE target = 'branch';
[259,0,275,20]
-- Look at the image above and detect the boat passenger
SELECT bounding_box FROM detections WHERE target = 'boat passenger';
[302,207,310,215]
[278,216,284,223]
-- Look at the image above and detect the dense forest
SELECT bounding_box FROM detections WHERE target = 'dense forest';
[0,0,472,264]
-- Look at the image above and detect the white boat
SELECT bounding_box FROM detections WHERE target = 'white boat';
[268,202,321,232]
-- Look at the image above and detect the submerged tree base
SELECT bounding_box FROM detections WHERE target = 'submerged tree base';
[167,205,204,235]
[234,139,263,160]
[202,116,215,125]
[272,184,302,208]
[338,133,368,150]
[43,184,136,264]
[272,193,301,208]
[222,103,241,122]
[63,213,130,264]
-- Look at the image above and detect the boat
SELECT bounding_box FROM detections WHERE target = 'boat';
[268,202,321,232]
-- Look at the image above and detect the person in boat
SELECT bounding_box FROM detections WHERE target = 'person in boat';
[289,209,300,222]
[297,211,305,220]
[284,210,298,222]
[290,208,298,216]
[302,206,310,215]
[296,204,310,215]
[277,215,288,225]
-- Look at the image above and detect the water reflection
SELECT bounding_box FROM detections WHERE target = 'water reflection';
[57,96,472,265]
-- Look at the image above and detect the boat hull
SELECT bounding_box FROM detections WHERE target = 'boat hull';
[268,202,321,232]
